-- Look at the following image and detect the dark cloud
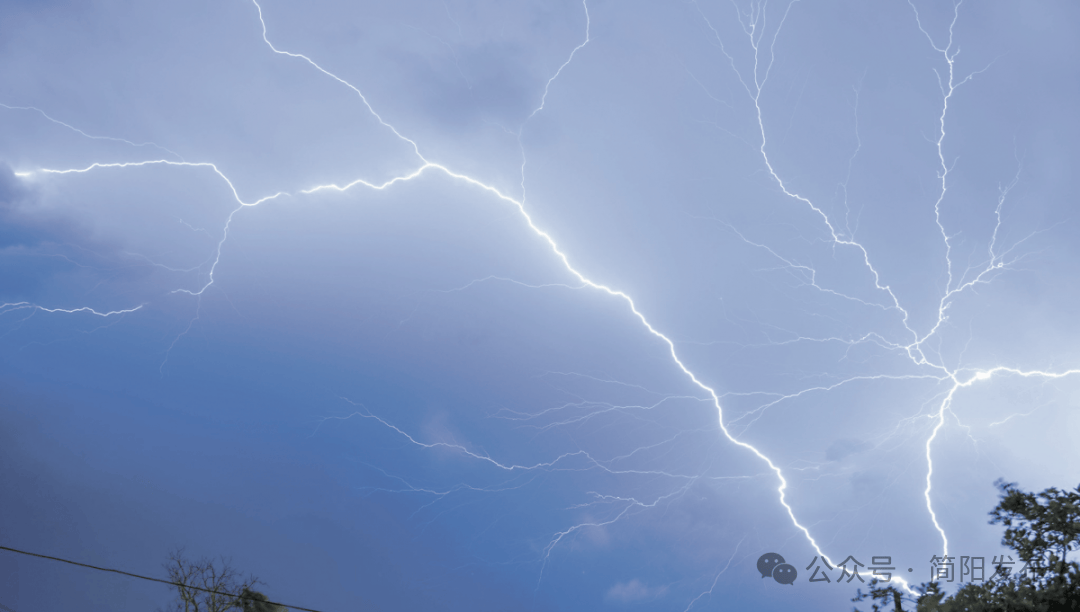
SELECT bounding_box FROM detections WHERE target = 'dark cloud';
[0,162,24,202]
[0,162,70,249]
[0,162,75,295]
[0,161,138,298]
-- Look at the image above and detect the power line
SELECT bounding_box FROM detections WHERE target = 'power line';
[0,544,325,612]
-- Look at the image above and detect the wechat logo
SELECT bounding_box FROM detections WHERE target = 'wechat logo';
[758,552,797,585]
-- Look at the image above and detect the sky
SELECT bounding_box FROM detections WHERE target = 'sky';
[1,1,1079,611]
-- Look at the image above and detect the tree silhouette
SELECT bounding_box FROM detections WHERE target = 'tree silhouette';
[852,480,1080,611]
[161,548,287,612]
[238,588,288,612]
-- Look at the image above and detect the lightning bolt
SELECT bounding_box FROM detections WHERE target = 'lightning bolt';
[0,302,143,317]
[8,0,1076,606]
[237,5,855,585]
[689,0,1080,597]
[0,102,184,160]
[683,535,747,612]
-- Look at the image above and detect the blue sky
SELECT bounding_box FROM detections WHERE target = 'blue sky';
[2,1,1079,610]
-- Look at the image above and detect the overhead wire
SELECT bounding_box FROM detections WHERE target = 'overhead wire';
[0,545,325,612]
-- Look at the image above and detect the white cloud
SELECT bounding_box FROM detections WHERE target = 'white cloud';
[604,579,668,605]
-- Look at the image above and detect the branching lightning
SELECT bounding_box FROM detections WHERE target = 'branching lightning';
[690,0,1080,597]
[6,0,1077,605]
